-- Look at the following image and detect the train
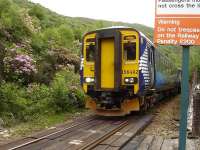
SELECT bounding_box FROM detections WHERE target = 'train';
[80,26,181,116]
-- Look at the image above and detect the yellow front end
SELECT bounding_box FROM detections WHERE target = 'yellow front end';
[82,33,96,93]
[121,30,139,95]
[83,28,140,116]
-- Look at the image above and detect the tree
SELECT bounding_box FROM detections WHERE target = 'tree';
[57,25,75,48]
[0,0,31,42]
[28,4,46,20]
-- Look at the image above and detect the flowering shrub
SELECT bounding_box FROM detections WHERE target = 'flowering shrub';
[4,54,37,84]
[11,55,37,75]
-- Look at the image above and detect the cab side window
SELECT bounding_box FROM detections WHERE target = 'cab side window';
[124,42,136,61]
[86,43,95,62]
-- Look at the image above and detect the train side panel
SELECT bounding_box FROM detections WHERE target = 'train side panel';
[139,37,155,94]
[154,50,180,92]
[139,35,180,94]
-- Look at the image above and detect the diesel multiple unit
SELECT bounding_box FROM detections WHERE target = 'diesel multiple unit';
[80,27,181,116]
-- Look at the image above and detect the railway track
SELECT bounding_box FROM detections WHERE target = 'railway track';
[1,115,153,150]
[83,115,153,150]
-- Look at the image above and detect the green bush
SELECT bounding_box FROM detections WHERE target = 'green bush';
[23,83,52,121]
[50,70,85,113]
[41,25,74,50]
[0,82,27,125]
[28,4,46,20]
[68,87,85,108]
[34,49,62,85]
[0,0,31,42]
[31,33,48,56]
[73,28,83,41]
[57,25,75,48]
[0,69,85,127]
[0,83,51,125]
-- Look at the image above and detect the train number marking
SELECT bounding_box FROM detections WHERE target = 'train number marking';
[122,70,138,75]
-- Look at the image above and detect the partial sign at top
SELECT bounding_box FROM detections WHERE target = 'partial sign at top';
[157,0,200,15]
[154,0,200,45]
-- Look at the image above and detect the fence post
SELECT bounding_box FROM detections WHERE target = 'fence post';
[192,85,200,136]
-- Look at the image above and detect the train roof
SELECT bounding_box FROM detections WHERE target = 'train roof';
[84,26,138,36]
[96,26,132,30]
[139,32,154,46]
[84,26,154,45]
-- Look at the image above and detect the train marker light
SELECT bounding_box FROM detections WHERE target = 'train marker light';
[85,77,94,83]
[124,77,136,84]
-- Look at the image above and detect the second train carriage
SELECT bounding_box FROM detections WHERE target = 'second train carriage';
[80,26,181,116]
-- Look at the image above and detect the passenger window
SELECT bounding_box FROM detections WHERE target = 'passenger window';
[86,43,95,62]
[124,42,136,61]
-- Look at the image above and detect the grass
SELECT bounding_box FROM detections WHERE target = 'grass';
[9,109,87,138]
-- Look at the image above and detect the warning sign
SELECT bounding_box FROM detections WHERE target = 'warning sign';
[154,0,200,45]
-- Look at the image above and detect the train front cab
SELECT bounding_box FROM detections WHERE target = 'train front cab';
[82,28,140,116]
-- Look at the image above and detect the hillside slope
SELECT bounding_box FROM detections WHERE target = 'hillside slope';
[0,0,194,68]
[13,0,200,71]
[0,0,199,127]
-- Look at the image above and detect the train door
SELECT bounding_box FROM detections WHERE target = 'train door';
[101,38,115,89]
[95,31,121,91]
[149,45,155,87]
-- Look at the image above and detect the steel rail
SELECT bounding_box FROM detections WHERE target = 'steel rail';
[79,120,129,150]
[8,117,97,150]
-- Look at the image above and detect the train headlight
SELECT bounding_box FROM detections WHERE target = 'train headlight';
[124,77,137,84]
[125,78,129,83]
[85,77,94,83]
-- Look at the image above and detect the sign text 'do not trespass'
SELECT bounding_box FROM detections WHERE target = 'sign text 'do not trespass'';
[154,0,200,45]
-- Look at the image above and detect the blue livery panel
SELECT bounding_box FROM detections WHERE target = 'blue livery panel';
[138,33,181,93]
